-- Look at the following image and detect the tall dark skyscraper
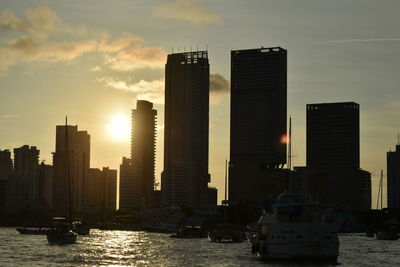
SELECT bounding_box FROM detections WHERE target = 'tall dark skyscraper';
[119,100,157,212]
[229,47,287,205]
[307,102,359,168]
[131,100,157,207]
[161,51,214,206]
[387,143,400,209]
[53,124,90,216]
[7,145,40,213]
[306,102,370,210]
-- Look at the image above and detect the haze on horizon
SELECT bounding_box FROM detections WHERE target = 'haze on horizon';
[1,0,400,206]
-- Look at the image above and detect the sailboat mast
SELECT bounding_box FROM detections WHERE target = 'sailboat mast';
[380,170,383,210]
[224,159,228,222]
[66,116,73,222]
[288,117,292,170]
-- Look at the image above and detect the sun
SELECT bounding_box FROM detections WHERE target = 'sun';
[107,115,130,141]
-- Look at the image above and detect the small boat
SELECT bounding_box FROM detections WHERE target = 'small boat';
[73,220,90,235]
[47,217,77,244]
[208,223,246,242]
[250,193,339,262]
[374,227,399,240]
[16,227,48,235]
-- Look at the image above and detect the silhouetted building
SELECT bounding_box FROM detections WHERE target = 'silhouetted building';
[37,162,53,211]
[131,100,157,207]
[53,124,90,216]
[306,102,369,211]
[87,167,117,214]
[161,51,215,206]
[289,167,308,194]
[119,157,143,212]
[387,144,400,209]
[7,145,40,213]
[0,149,13,214]
[229,47,287,205]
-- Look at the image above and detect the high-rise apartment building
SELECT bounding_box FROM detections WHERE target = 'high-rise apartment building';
[53,124,90,216]
[161,51,215,206]
[387,143,400,209]
[131,100,157,207]
[0,149,12,214]
[7,145,40,213]
[87,167,117,214]
[306,102,370,211]
[229,47,287,205]
[119,157,142,212]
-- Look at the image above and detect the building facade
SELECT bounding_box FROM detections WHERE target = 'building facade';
[387,144,400,209]
[131,100,157,207]
[229,47,287,205]
[52,124,90,217]
[161,51,215,206]
[6,145,40,213]
[119,157,143,212]
[306,102,370,211]
[0,149,13,214]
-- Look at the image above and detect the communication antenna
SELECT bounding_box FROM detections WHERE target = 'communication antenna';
[397,133,400,145]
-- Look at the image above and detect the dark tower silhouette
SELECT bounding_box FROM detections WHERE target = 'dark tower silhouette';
[307,102,370,211]
[131,100,157,207]
[53,124,90,216]
[387,143,400,209]
[161,51,214,206]
[229,47,287,204]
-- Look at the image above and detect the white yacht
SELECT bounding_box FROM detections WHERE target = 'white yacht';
[250,193,339,262]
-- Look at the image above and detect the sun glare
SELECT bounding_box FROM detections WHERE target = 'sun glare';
[107,115,130,141]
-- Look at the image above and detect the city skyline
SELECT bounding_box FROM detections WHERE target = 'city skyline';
[2,0,400,205]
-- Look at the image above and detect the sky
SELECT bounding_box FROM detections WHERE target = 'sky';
[1,0,400,206]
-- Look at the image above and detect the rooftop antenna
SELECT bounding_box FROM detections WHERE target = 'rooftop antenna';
[397,133,400,145]
[190,45,192,52]
[184,46,186,52]
[178,47,180,53]
[206,44,208,51]
[197,45,199,51]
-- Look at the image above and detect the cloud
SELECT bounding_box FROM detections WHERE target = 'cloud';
[99,72,229,105]
[210,72,229,93]
[90,65,101,72]
[0,5,166,72]
[210,72,229,104]
[324,38,400,44]
[98,77,165,104]
[153,0,222,25]
[1,114,20,119]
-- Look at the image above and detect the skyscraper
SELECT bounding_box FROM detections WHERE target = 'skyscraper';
[0,149,12,214]
[229,47,287,205]
[7,145,40,213]
[53,124,90,216]
[131,100,157,207]
[119,100,157,212]
[161,51,214,206]
[306,102,370,210]
[307,102,359,168]
[387,143,400,209]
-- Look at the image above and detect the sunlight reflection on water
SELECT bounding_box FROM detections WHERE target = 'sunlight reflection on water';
[1,229,400,266]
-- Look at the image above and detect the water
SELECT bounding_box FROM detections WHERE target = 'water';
[1,228,400,266]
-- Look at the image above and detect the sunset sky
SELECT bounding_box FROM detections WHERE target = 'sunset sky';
[1,0,400,206]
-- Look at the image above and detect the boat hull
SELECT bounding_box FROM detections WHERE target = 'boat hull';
[252,239,339,262]
[47,231,77,244]
[16,228,48,235]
